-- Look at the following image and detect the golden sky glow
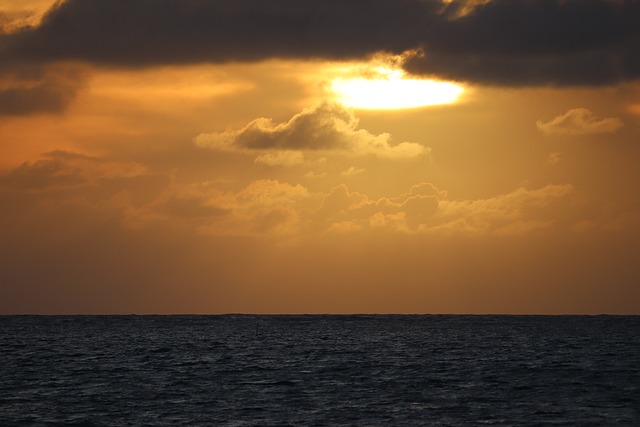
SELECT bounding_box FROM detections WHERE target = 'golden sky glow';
[1,0,639,315]
[330,66,464,109]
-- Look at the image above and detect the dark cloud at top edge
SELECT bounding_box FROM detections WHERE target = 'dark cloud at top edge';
[404,0,640,86]
[5,0,429,65]
[1,0,639,86]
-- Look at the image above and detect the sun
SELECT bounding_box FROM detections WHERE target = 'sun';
[330,66,464,110]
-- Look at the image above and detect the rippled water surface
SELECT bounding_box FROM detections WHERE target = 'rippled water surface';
[1,315,639,425]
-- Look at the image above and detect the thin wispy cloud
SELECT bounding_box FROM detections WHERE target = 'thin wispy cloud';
[537,108,623,136]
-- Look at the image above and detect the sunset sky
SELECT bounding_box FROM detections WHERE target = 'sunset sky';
[1,0,639,314]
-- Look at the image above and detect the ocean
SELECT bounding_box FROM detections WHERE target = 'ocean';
[1,315,638,426]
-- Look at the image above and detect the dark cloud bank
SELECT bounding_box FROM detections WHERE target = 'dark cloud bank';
[4,0,638,85]
[1,0,639,114]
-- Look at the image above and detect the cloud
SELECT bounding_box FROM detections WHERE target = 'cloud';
[0,150,150,191]
[401,195,440,230]
[314,184,369,221]
[0,151,86,190]
[254,151,304,167]
[1,0,424,65]
[537,108,623,136]
[431,184,575,235]
[313,182,575,235]
[0,148,599,239]
[196,103,427,159]
[1,169,637,314]
[0,1,52,34]
[0,151,177,232]
[403,0,640,86]
[1,11,33,34]
[0,149,604,240]
[547,152,562,165]
[304,171,327,180]
[0,151,312,236]
[200,179,311,236]
[441,0,493,18]
[408,182,446,198]
[0,64,87,116]
[342,166,366,176]
[1,0,637,87]
[152,191,228,220]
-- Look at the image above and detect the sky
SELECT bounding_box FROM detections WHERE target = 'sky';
[1,0,639,314]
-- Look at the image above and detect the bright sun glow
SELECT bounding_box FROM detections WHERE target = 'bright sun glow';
[330,66,463,110]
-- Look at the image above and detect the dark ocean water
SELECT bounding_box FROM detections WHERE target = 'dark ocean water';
[1,315,639,426]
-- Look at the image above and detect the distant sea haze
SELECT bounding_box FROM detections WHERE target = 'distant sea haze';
[1,315,639,425]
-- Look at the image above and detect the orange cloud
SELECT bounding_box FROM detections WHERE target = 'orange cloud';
[0,150,581,239]
[198,180,311,237]
[0,0,55,33]
[254,150,304,167]
[311,182,574,236]
[0,150,150,191]
[195,103,428,160]
[342,166,366,177]
[430,184,574,235]
[537,108,623,136]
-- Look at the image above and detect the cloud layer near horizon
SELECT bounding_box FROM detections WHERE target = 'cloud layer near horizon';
[0,150,583,238]
[2,146,639,314]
